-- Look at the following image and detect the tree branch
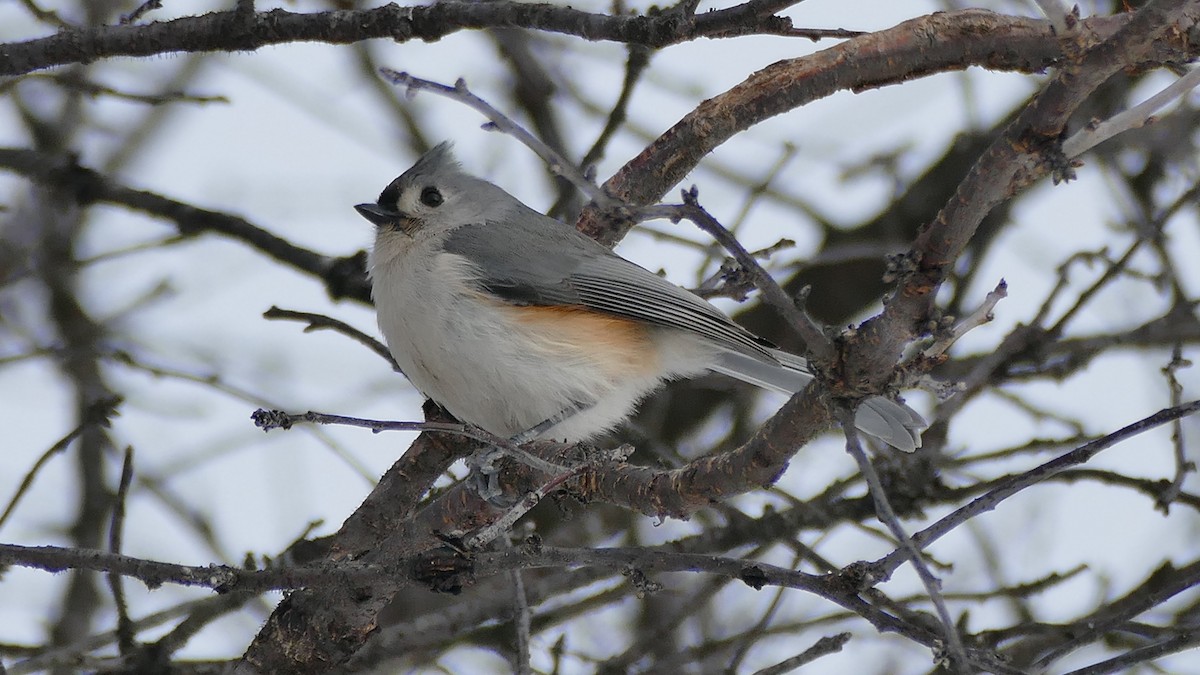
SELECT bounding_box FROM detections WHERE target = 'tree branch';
[1,0,841,77]
[579,9,1193,245]
[844,0,1200,397]
[0,148,370,302]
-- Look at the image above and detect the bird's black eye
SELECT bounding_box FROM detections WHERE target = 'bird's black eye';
[420,186,443,207]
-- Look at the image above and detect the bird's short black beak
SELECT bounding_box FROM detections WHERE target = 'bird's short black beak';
[355,203,401,227]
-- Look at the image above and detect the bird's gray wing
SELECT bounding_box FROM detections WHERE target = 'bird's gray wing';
[442,218,773,361]
[443,218,927,452]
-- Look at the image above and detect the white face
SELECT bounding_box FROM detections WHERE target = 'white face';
[360,171,459,237]
[380,178,447,221]
[363,144,514,236]
[372,142,464,228]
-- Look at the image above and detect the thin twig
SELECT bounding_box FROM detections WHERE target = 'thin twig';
[726,144,797,234]
[36,72,227,105]
[120,0,164,25]
[1046,240,1143,338]
[1032,561,1200,669]
[773,26,865,39]
[644,189,834,361]
[1030,248,1111,327]
[488,28,579,220]
[17,0,69,27]
[75,234,191,266]
[462,446,628,549]
[352,42,432,155]
[464,440,634,548]
[727,550,801,671]
[379,70,622,209]
[580,44,651,169]
[1064,65,1200,158]
[144,592,258,662]
[1054,468,1200,511]
[838,408,969,673]
[750,633,852,675]
[1030,0,1073,34]
[991,389,1087,435]
[0,397,122,532]
[901,563,1089,604]
[921,280,1007,360]
[7,596,233,675]
[508,537,533,675]
[106,447,137,655]
[1058,627,1200,675]
[0,148,363,301]
[262,306,398,371]
[0,542,378,593]
[1,540,1005,673]
[251,409,570,476]
[104,349,377,482]
[877,400,1200,574]
[1157,346,1195,512]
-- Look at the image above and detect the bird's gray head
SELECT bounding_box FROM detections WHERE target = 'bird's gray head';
[355,142,516,235]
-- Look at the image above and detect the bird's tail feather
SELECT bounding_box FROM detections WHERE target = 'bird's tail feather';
[712,349,925,452]
[709,350,813,395]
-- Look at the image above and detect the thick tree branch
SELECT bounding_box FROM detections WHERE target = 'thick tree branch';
[579,9,1198,245]
[842,0,1200,395]
[239,382,830,671]
[2,0,815,77]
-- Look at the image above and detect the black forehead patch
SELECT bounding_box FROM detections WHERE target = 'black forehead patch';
[377,181,401,208]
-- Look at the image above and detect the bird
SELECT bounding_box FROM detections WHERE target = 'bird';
[355,143,925,452]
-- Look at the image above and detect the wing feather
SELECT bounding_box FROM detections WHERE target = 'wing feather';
[442,220,773,361]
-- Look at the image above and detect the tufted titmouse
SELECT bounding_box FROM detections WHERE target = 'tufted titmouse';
[356,143,925,451]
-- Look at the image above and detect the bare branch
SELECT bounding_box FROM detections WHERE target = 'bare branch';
[1157,346,1196,512]
[838,408,968,672]
[1029,0,1074,34]
[846,0,1199,398]
[1058,626,1200,675]
[0,0,850,77]
[120,0,162,26]
[1064,65,1200,158]
[921,280,1008,360]
[251,408,571,476]
[16,0,70,27]
[262,306,396,371]
[0,542,318,593]
[0,397,122,532]
[0,148,370,302]
[877,400,1200,575]
[105,447,137,656]
[580,9,1193,245]
[750,633,851,675]
[509,540,533,675]
[643,189,834,361]
[379,70,621,209]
